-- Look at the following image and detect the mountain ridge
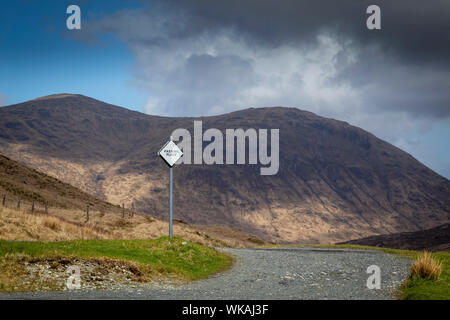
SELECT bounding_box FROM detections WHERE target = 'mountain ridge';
[0,94,448,243]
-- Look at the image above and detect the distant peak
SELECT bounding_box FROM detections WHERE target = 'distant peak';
[32,94,79,101]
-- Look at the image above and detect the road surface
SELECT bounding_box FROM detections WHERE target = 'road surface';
[0,247,411,300]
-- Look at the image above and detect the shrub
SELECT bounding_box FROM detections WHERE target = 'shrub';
[43,218,62,231]
[409,251,442,281]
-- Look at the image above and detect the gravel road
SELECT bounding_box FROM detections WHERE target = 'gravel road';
[0,247,411,300]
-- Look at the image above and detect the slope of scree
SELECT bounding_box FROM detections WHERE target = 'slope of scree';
[0,94,449,243]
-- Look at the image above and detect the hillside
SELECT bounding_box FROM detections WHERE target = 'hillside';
[0,94,449,243]
[339,223,450,252]
[0,153,265,247]
[0,153,117,211]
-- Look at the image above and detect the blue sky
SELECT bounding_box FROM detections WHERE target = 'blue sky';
[0,1,449,179]
[0,0,147,110]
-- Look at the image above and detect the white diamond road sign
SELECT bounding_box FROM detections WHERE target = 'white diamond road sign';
[159,140,183,167]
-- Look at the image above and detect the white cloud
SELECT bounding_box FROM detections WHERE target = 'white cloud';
[134,32,360,118]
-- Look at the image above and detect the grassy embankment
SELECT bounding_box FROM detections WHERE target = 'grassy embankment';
[260,243,449,300]
[0,237,232,292]
[0,204,265,247]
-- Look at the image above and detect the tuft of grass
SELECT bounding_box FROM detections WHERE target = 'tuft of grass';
[43,217,62,231]
[401,251,449,300]
[409,251,442,281]
[247,237,265,245]
[113,219,133,228]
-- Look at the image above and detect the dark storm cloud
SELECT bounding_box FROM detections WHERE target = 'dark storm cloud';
[159,0,450,65]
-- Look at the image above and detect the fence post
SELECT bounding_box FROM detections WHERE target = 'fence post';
[122,203,125,218]
[17,197,21,210]
[45,202,48,214]
[85,205,89,223]
[131,203,134,218]
[31,200,35,214]
[2,194,5,206]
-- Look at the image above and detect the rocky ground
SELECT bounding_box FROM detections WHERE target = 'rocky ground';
[19,258,174,292]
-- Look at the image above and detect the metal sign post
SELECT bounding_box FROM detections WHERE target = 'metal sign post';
[158,136,183,238]
[169,165,173,238]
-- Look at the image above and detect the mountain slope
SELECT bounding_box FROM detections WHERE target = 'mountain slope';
[0,153,118,211]
[339,223,450,252]
[0,94,449,243]
[0,151,266,247]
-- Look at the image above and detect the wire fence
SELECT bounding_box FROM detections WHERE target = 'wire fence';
[0,192,135,222]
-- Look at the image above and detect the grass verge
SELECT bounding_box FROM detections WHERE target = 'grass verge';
[400,251,449,300]
[0,236,232,292]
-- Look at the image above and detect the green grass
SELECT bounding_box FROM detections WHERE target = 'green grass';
[0,236,232,287]
[400,251,449,300]
[259,243,449,300]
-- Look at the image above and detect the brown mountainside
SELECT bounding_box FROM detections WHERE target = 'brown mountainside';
[0,152,265,247]
[339,223,450,252]
[0,153,117,212]
[0,94,449,243]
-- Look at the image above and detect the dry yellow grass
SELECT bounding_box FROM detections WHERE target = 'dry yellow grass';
[0,206,107,241]
[0,205,264,247]
[409,251,443,281]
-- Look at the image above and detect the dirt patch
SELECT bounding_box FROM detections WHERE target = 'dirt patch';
[1,257,181,292]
